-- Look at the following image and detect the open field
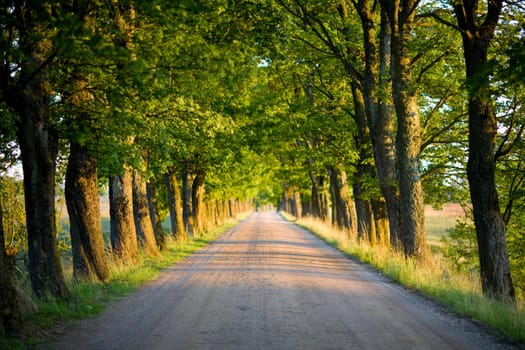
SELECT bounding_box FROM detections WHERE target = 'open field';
[424,203,466,250]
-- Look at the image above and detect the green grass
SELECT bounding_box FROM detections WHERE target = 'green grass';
[282,213,525,345]
[3,217,246,349]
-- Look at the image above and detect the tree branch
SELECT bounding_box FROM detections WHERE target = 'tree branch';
[418,10,461,32]
[416,51,449,84]
[421,112,467,152]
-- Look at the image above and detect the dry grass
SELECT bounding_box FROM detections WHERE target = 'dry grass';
[281,211,525,344]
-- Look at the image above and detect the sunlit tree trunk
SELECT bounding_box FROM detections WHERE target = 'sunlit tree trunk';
[308,172,325,219]
[380,0,426,257]
[372,198,390,245]
[340,1,399,246]
[328,166,357,237]
[146,182,166,251]
[109,169,138,262]
[132,170,159,257]
[65,142,109,282]
[354,1,399,247]
[222,200,229,221]
[376,9,399,248]
[165,168,185,240]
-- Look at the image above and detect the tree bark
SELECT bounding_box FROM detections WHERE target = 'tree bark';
[289,190,302,218]
[191,170,207,234]
[372,198,390,245]
[352,180,376,243]
[0,198,21,334]
[2,0,72,300]
[222,200,229,221]
[65,142,109,282]
[328,166,357,237]
[373,9,399,247]
[308,172,325,219]
[351,83,379,242]
[132,170,160,257]
[14,81,68,298]
[453,0,515,302]
[182,166,195,236]
[109,170,138,262]
[146,182,166,252]
[278,191,289,213]
[345,0,400,246]
[381,0,426,257]
[165,168,185,240]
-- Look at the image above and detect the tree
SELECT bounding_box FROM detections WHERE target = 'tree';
[132,168,160,257]
[65,142,109,282]
[146,181,167,251]
[165,168,185,241]
[379,0,426,257]
[110,168,138,262]
[450,0,515,301]
[351,2,400,246]
[58,4,118,283]
[0,2,74,298]
[276,0,396,245]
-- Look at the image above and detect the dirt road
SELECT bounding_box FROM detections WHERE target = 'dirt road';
[40,212,513,350]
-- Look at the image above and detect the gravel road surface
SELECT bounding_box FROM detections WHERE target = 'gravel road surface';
[40,211,516,350]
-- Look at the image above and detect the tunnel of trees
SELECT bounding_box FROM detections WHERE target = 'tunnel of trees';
[1,0,524,335]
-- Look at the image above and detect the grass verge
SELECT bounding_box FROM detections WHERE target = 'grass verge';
[3,216,247,350]
[281,213,525,345]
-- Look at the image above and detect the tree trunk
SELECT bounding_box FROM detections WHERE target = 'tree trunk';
[2,0,71,300]
[345,0,400,246]
[374,9,399,247]
[146,182,166,252]
[222,200,229,221]
[352,180,375,243]
[165,168,185,240]
[192,170,207,234]
[14,88,68,298]
[362,4,400,248]
[228,198,235,219]
[320,188,330,221]
[453,0,514,302]
[351,83,378,242]
[0,199,21,335]
[290,191,302,218]
[372,198,390,246]
[392,49,426,257]
[65,142,109,282]
[382,0,426,257]
[109,170,138,262]
[132,170,159,257]
[182,167,194,236]
[279,190,290,213]
[308,172,324,219]
[328,166,357,237]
